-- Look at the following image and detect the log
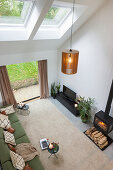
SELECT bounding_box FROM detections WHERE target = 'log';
[93,133,103,143]
[85,127,96,136]
[94,132,103,141]
[94,140,98,144]
[94,135,104,144]
[96,134,104,141]
[85,127,108,149]
[90,127,96,133]
[91,131,99,138]
[99,141,108,149]
[98,136,107,145]
[85,127,95,135]
[94,132,102,138]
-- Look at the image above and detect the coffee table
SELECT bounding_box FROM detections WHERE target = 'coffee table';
[48,143,59,158]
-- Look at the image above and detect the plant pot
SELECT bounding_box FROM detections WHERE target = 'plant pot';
[52,94,56,99]
[81,115,88,123]
[57,91,59,94]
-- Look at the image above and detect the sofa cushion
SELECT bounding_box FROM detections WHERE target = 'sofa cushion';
[2,161,16,170]
[0,114,7,119]
[16,135,30,145]
[10,150,25,170]
[4,131,16,146]
[26,156,44,170]
[11,121,26,140]
[8,113,19,124]
[0,114,11,129]
[0,112,44,170]
[0,105,15,115]
[0,139,11,164]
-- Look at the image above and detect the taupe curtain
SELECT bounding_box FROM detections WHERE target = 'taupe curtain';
[0,66,17,106]
[38,60,49,99]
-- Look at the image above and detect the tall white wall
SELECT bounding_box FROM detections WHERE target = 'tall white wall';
[57,0,113,119]
[0,50,57,105]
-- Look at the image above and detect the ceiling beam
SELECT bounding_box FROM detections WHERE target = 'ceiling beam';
[28,0,53,40]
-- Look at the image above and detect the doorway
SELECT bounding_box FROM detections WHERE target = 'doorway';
[7,61,40,103]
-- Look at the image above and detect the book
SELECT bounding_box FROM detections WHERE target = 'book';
[40,138,49,150]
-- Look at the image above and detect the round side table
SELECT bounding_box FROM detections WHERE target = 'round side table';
[15,104,30,116]
[48,143,59,158]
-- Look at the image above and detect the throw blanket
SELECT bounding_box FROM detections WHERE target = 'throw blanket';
[15,143,39,162]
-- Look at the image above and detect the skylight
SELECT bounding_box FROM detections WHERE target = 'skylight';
[34,3,88,40]
[42,6,71,27]
[0,0,33,26]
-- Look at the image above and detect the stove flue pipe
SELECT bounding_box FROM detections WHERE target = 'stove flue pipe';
[105,80,113,115]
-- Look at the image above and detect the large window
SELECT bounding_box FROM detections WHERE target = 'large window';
[0,0,33,25]
[7,61,40,103]
[42,6,71,27]
[34,3,87,40]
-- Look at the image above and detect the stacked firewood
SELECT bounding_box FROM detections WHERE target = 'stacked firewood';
[85,127,108,149]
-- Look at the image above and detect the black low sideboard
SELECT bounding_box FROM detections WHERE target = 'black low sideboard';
[56,86,79,116]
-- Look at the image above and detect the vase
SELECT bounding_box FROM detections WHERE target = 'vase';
[81,115,88,123]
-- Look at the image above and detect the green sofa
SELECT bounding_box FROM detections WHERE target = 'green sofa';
[0,112,44,170]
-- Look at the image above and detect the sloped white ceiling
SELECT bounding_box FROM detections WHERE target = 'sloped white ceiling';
[0,0,106,54]
[0,0,53,41]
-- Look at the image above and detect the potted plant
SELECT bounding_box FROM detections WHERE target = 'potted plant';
[77,96,94,123]
[56,82,61,94]
[51,82,56,99]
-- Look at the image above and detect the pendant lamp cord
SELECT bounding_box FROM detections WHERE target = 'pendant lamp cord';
[70,0,75,51]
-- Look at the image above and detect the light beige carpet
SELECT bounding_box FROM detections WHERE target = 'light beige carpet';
[17,99,113,170]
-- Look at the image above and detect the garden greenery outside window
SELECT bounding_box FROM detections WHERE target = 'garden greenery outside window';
[0,0,33,25]
[6,61,40,103]
[42,6,71,27]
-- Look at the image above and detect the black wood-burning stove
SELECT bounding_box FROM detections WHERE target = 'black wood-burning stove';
[94,80,113,135]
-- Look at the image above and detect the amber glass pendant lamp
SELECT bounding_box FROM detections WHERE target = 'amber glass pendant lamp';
[62,0,79,75]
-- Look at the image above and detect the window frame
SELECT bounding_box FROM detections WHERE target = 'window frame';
[0,1,34,27]
[41,5,72,28]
